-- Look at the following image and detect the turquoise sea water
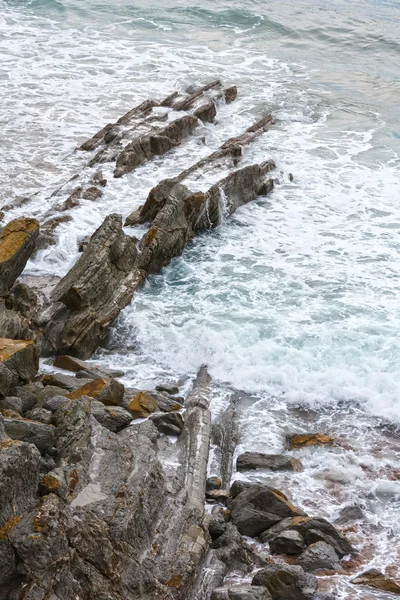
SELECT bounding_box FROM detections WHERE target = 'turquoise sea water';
[2,1,400,595]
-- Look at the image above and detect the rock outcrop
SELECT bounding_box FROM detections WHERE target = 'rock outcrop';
[237,453,303,473]
[0,338,39,398]
[0,217,39,296]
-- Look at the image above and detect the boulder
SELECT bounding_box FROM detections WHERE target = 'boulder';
[230,483,306,537]
[0,396,23,415]
[252,564,318,600]
[334,505,363,526]
[0,338,39,397]
[237,453,303,473]
[40,214,142,359]
[66,377,124,406]
[208,513,228,541]
[124,390,158,418]
[0,217,39,296]
[286,433,334,450]
[13,385,38,412]
[193,100,217,123]
[90,401,132,433]
[0,301,36,340]
[297,541,341,572]
[24,407,53,425]
[3,417,55,453]
[211,586,272,600]
[260,516,354,558]
[38,468,69,498]
[42,371,91,391]
[230,480,252,499]
[155,383,180,396]
[150,390,184,412]
[269,530,305,555]
[351,569,400,595]
[53,354,124,378]
[149,411,184,435]
[7,281,38,320]
[43,395,70,412]
[207,476,222,491]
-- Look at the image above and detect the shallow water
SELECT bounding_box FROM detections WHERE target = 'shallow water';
[2,0,400,596]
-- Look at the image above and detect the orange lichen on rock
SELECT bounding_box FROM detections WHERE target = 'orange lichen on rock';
[287,433,335,449]
[0,217,39,262]
[145,227,158,246]
[39,474,61,492]
[67,377,109,400]
[0,338,34,362]
[127,391,157,418]
[0,515,22,540]
[352,569,400,595]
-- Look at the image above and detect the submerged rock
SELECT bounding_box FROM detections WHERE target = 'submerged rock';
[252,564,318,600]
[0,217,39,296]
[351,568,400,595]
[297,541,341,572]
[237,452,303,473]
[334,505,363,526]
[230,483,305,538]
[286,433,334,450]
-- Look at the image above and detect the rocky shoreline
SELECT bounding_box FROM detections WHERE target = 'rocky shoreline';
[0,82,398,600]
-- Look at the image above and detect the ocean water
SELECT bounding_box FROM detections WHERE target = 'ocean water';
[1,0,400,597]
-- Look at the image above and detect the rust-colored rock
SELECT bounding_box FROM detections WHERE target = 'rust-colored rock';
[352,569,400,595]
[0,338,39,398]
[126,391,158,418]
[66,377,124,406]
[0,217,39,296]
[287,433,335,449]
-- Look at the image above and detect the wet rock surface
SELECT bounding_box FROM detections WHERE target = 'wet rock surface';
[351,568,400,595]
[296,541,341,572]
[211,585,272,600]
[0,217,39,296]
[237,452,303,473]
[252,564,318,600]
[269,530,305,555]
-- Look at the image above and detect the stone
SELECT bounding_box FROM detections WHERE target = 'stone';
[24,408,53,425]
[3,417,55,453]
[7,281,38,320]
[286,433,334,450]
[207,476,222,491]
[149,411,184,435]
[260,516,354,558]
[13,385,38,412]
[224,85,238,103]
[194,100,217,123]
[237,453,303,473]
[0,301,36,340]
[124,390,158,418]
[206,489,230,503]
[53,354,124,378]
[38,468,69,498]
[155,384,180,396]
[90,401,132,433]
[150,390,184,412]
[334,505,363,526]
[44,394,70,412]
[0,217,39,296]
[39,454,56,473]
[0,338,39,397]
[269,530,305,555]
[41,214,142,359]
[352,569,400,595]
[230,483,306,538]
[297,541,341,572]
[211,585,272,600]
[209,514,227,541]
[230,480,252,499]
[66,377,124,406]
[0,396,23,414]
[252,564,318,600]
[42,371,91,391]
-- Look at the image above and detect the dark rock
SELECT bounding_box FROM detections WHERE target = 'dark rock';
[0,338,39,398]
[149,411,184,435]
[114,115,198,178]
[237,453,303,473]
[209,514,227,541]
[224,85,238,104]
[150,390,184,412]
[66,377,124,406]
[155,384,180,396]
[42,384,70,402]
[0,396,23,414]
[269,530,305,555]
[7,281,39,320]
[230,480,252,499]
[260,516,354,558]
[41,214,142,359]
[53,355,125,378]
[230,483,306,537]
[286,433,334,450]
[91,401,132,433]
[13,385,38,412]
[38,468,69,498]
[334,505,363,526]
[82,186,103,201]
[207,476,222,491]
[211,585,272,600]
[42,371,91,391]
[351,568,400,595]
[252,564,318,600]
[0,217,39,296]
[297,541,341,572]
[194,100,217,123]
[25,408,53,425]
[0,301,36,340]
[206,489,230,503]
[39,453,56,473]
[3,417,55,453]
